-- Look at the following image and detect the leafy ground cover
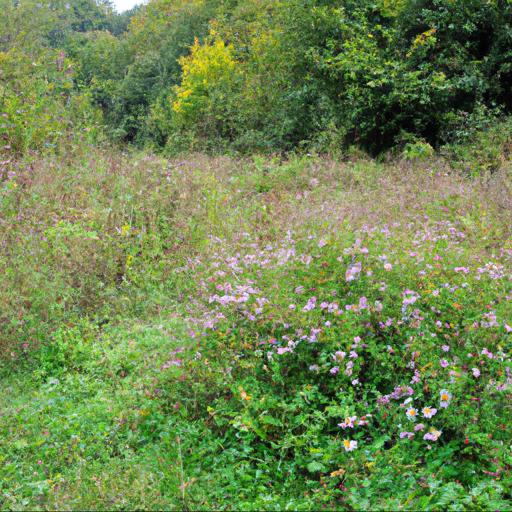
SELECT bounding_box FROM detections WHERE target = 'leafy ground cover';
[0,149,511,510]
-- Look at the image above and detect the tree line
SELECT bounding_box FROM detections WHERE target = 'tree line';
[1,0,511,157]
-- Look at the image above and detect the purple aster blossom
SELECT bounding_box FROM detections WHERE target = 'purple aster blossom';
[377,395,390,405]
[345,262,362,282]
[481,313,499,328]
[424,429,442,441]
[402,290,419,307]
[328,302,339,313]
[390,385,414,400]
[338,416,357,429]
[160,358,182,370]
[481,347,494,359]
[303,296,317,311]
[422,407,437,419]
[332,351,346,362]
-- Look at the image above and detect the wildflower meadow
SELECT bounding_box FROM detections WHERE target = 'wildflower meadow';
[1,0,512,509]
[1,151,510,509]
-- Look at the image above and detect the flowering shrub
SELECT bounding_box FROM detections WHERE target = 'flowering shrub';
[174,204,511,504]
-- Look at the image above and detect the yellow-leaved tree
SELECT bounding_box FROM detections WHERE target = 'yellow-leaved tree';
[172,35,239,132]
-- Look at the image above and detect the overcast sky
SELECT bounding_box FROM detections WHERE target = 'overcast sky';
[111,0,143,13]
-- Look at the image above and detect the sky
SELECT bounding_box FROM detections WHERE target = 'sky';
[111,0,143,13]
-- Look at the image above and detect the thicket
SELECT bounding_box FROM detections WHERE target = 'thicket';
[2,0,512,159]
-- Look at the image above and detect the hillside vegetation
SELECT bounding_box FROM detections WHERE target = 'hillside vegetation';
[2,0,512,158]
[1,0,511,510]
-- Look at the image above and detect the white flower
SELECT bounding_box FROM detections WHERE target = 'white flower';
[422,406,437,419]
[439,389,452,408]
[406,408,418,421]
[343,439,358,452]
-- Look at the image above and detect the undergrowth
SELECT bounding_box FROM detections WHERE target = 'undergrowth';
[0,148,511,510]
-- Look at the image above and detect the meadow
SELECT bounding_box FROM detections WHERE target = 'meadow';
[1,146,510,509]
[1,0,512,509]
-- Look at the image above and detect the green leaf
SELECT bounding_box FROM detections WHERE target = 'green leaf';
[306,461,326,473]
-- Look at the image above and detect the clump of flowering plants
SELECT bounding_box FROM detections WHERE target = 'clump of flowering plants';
[175,207,511,501]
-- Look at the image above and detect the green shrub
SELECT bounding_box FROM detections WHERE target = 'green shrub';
[141,0,512,155]
[442,116,512,175]
[403,140,435,160]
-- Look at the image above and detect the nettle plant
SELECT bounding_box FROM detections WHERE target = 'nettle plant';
[178,218,511,480]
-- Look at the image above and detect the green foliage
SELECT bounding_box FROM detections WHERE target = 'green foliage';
[177,207,511,507]
[442,116,512,175]
[0,0,117,52]
[84,0,219,142]
[0,0,110,159]
[1,148,511,509]
[1,3,512,508]
[3,0,511,155]
[403,140,435,161]
[0,150,180,355]
[163,34,243,150]
[132,0,512,154]
[0,0,141,158]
